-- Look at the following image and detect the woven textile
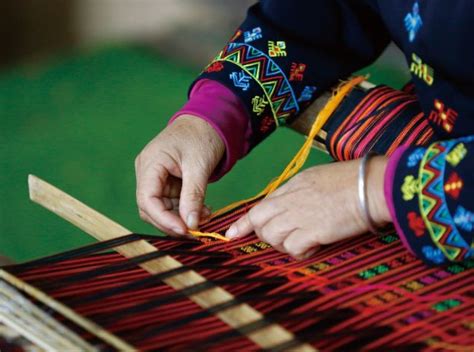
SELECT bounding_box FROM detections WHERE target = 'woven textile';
[3,200,473,351]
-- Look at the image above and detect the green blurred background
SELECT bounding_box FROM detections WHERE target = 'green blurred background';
[0,2,408,262]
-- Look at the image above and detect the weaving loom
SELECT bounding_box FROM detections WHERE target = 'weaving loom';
[1,81,473,351]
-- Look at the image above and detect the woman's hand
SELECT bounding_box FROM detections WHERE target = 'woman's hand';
[225,156,391,259]
[135,115,225,235]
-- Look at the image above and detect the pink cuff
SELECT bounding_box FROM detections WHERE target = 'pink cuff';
[170,79,251,181]
[384,146,415,255]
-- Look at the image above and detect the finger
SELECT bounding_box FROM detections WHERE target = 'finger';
[226,213,253,239]
[283,229,320,259]
[226,199,281,239]
[179,168,209,230]
[258,214,295,248]
[138,209,181,236]
[140,197,187,235]
[137,164,187,234]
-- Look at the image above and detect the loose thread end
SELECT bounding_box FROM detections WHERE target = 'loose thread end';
[188,229,230,242]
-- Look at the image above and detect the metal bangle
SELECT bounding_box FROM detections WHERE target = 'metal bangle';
[358,152,392,236]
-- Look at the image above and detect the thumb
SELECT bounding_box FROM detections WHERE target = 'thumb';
[179,167,209,230]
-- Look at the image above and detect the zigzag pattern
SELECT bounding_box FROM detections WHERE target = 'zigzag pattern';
[419,142,472,260]
[214,43,299,125]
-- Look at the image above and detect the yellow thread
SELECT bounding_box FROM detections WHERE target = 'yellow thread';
[188,229,230,242]
[189,76,366,241]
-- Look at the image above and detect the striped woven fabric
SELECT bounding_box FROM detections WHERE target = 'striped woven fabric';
[326,85,435,160]
[2,198,473,351]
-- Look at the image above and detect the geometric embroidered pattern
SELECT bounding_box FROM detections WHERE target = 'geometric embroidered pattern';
[418,140,473,261]
[210,42,299,126]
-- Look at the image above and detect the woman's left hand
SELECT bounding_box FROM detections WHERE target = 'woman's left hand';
[225,156,391,259]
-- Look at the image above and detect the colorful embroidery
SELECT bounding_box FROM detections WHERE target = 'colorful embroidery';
[229,71,251,91]
[410,53,434,85]
[401,175,419,201]
[268,41,287,57]
[446,143,467,167]
[428,99,458,133]
[289,63,306,81]
[404,2,423,42]
[229,29,242,42]
[205,62,224,73]
[408,211,425,236]
[454,206,474,232]
[251,95,268,116]
[422,245,445,264]
[454,205,474,232]
[418,140,473,261]
[244,27,262,43]
[407,148,425,167]
[298,86,317,103]
[444,171,463,199]
[260,116,274,133]
[210,43,299,125]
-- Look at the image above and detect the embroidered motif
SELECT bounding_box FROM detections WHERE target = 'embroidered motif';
[244,27,262,43]
[252,95,268,116]
[410,53,434,85]
[446,143,467,167]
[229,71,251,91]
[418,140,474,261]
[404,2,423,42]
[260,116,274,133]
[268,41,287,57]
[205,62,224,73]
[230,29,242,42]
[454,206,474,232]
[401,175,419,201]
[428,99,458,133]
[289,63,306,81]
[422,245,445,264]
[211,43,299,125]
[407,148,425,167]
[444,172,463,200]
[408,211,426,237]
[298,86,317,103]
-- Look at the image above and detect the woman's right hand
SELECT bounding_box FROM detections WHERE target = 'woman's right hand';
[135,115,225,235]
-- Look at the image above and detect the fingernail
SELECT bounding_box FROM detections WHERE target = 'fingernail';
[173,227,185,235]
[187,212,199,229]
[226,226,238,239]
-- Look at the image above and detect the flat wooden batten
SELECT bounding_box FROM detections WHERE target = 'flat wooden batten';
[27,175,316,351]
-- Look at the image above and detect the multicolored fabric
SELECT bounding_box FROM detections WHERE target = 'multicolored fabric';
[193,1,390,148]
[325,85,435,160]
[390,136,474,264]
[4,211,474,350]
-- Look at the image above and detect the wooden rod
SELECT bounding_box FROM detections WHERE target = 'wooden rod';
[27,175,316,351]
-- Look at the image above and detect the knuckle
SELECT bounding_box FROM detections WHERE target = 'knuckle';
[186,187,205,202]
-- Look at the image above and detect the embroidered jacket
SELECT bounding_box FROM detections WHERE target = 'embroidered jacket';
[174,0,474,265]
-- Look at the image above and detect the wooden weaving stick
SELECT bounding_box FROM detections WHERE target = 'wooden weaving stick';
[26,175,316,351]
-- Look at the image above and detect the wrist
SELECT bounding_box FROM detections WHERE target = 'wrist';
[366,155,391,225]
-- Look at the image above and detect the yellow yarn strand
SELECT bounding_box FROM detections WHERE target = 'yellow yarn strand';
[189,76,366,241]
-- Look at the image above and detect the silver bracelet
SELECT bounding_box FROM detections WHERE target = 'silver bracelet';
[358,152,392,236]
